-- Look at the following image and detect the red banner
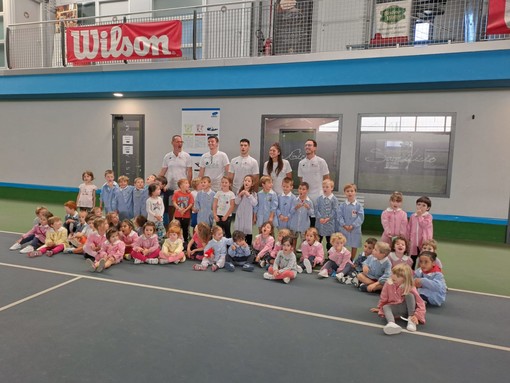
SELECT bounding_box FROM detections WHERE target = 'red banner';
[487,0,510,35]
[66,21,182,64]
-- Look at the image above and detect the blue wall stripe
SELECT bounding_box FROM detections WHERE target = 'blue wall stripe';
[1,49,510,99]
[1,183,506,225]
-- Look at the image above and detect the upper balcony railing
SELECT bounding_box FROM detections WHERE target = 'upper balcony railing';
[5,0,509,70]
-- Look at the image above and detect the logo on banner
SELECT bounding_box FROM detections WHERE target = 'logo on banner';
[380,5,407,24]
[66,21,182,64]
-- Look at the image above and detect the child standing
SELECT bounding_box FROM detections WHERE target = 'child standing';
[190,178,202,233]
[99,169,119,214]
[277,177,296,230]
[11,211,53,254]
[159,226,185,264]
[234,175,258,246]
[318,232,352,279]
[315,179,338,250]
[353,241,392,293]
[172,178,194,241]
[255,176,278,229]
[63,201,79,235]
[252,221,276,268]
[263,236,298,284]
[408,196,433,269]
[299,227,324,274]
[225,230,254,271]
[337,237,377,284]
[86,228,125,273]
[213,177,235,239]
[193,226,233,271]
[146,183,166,241]
[76,170,97,211]
[380,191,408,245]
[194,176,216,228]
[388,236,412,268]
[119,219,139,258]
[289,182,314,252]
[414,251,447,306]
[28,216,69,257]
[372,263,426,335]
[337,183,364,259]
[187,222,211,260]
[114,175,134,221]
[131,222,160,265]
[132,177,148,218]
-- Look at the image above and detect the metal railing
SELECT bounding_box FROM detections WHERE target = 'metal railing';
[5,0,509,70]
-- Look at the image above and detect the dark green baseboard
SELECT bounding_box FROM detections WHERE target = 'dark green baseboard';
[362,215,507,244]
[0,187,77,204]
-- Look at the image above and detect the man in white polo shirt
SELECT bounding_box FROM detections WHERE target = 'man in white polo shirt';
[298,139,330,225]
[198,136,230,192]
[159,135,193,223]
[228,138,259,194]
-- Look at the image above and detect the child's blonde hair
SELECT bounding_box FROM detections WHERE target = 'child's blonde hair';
[391,263,414,296]
[277,228,291,240]
[330,232,346,244]
[118,175,129,184]
[305,227,319,241]
[93,217,107,230]
[422,239,437,251]
[48,216,62,226]
[390,191,403,202]
[35,206,48,215]
[211,225,224,236]
[375,241,391,256]
[177,178,189,188]
[191,178,201,190]
[106,211,119,226]
[343,183,357,192]
[167,226,182,236]
[322,179,334,188]
[259,175,272,187]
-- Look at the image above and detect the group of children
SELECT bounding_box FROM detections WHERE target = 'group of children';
[8,170,447,336]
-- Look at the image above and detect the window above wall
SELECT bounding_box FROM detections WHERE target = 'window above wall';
[355,113,455,197]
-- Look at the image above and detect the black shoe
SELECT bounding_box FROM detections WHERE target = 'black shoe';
[359,283,368,292]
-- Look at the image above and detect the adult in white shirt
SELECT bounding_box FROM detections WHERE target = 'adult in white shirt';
[263,142,292,195]
[298,139,330,202]
[198,136,230,192]
[228,138,259,194]
[159,135,193,221]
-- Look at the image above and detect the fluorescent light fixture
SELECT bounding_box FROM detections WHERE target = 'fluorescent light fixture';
[318,120,339,132]
[113,93,124,97]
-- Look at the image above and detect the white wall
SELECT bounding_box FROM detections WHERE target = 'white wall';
[1,89,509,220]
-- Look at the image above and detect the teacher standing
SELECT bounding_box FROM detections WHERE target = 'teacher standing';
[263,143,292,195]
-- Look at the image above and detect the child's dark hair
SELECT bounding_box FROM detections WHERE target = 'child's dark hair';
[156,175,168,186]
[143,221,157,232]
[240,175,257,194]
[299,182,309,190]
[281,235,295,248]
[391,235,408,254]
[41,211,54,221]
[121,219,134,230]
[82,170,95,181]
[419,250,437,261]
[148,183,160,197]
[365,237,377,246]
[134,215,147,228]
[106,228,118,241]
[232,230,246,242]
[416,196,432,209]
[259,221,275,238]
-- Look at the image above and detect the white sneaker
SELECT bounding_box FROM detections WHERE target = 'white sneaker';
[263,272,274,280]
[259,260,266,268]
[297,265,303,274]
[383,322,402,335]
[335,272,344,283]
[85,259,96,272]
[282,277,291,284]
[344,276,353,285]
[20,245,34,254]
[303,258,312,274]
[96,258,106,273]
[318,269,329,279]
[133,258,143,264]
[146,258,159,265]
[10,243,22,251]
[406,319,417,332]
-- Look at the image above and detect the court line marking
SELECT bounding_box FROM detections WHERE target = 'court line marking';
[0,276,82,313]
[2,230,509,299]
[0,262,509,353]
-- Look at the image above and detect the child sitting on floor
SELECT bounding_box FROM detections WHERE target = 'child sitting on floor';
[86,228,125,273]
[187,222,211,261]
[225,230,254,272]
[159,226,185,265]
[337,237,376,284]
[299,227,324,274]
[263,236,299,284]
[414,251,447,306]
[353,241,392,293]
[193,225,233,272]
[10,211,53,254]
[318,233,352,279]
[252,221,275,268]
[28,216,69,258]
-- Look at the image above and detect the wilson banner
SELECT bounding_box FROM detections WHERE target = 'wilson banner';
[374,0,412,39]
[487,0,510,35]
[66,20,182,64]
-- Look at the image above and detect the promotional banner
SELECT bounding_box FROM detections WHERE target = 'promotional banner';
[374,0,412,39]
[66,21,182,64]
[182,108,221,176]
[487,0,510,35]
